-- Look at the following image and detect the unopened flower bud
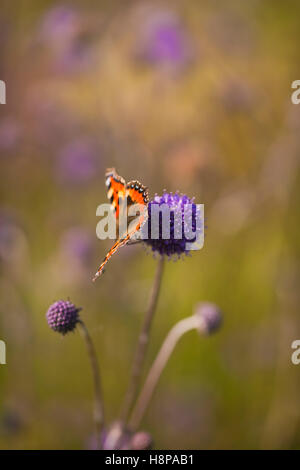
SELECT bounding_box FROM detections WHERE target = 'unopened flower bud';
[194,302,222,335]
[130,431,153,450]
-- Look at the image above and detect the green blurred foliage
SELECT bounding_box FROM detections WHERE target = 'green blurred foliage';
[0,0,300,449]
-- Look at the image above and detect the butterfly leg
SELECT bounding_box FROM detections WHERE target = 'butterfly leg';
[126,239,143,246]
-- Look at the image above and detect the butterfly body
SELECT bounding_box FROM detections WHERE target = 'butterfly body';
[93,169,149,281]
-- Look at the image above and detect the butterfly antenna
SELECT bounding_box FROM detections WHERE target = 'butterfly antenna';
[92,271,101,282]
[92,264,106,282]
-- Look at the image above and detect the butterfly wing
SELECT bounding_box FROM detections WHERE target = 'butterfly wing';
[105,168,126,220]
[126,180,149,207]
[125,180,149,239]
[92,172,149,281]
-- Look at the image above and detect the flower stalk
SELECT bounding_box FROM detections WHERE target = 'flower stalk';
[120,256,165,423]
[78,320,105,449]
[128,314,205,431]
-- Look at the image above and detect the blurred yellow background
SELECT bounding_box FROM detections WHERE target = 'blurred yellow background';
[0,0,299,449]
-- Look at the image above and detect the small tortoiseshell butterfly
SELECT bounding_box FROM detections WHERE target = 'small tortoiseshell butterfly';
[92,168,149,281]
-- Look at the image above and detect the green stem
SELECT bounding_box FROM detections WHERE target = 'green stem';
[120,257,165,424]
[78,320,105,449]
[128,315,201,430]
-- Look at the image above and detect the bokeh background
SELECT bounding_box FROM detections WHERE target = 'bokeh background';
[0,0,300,450]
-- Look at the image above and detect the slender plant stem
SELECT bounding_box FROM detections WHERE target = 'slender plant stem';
[120,256,165,424]
[78,320,105,449]
[128,315,201,431]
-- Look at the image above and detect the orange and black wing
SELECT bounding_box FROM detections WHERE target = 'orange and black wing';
[92,172,149,282]
[105,168,126,219]
[125,180,149,239]
[126,180,149,207]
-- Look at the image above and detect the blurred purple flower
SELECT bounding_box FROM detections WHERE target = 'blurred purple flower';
[56,138,98,185]
[38,5,94,74]
[137,10,192,67]
[39,5,80,44]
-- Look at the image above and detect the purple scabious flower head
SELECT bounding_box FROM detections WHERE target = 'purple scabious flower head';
[46,300,81,335]
[142,192,201,258]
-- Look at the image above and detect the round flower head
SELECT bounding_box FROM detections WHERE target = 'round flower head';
[142,192,202,258]
[130,431,153,450]
[194,302,222,335]
[46,300,81,335]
